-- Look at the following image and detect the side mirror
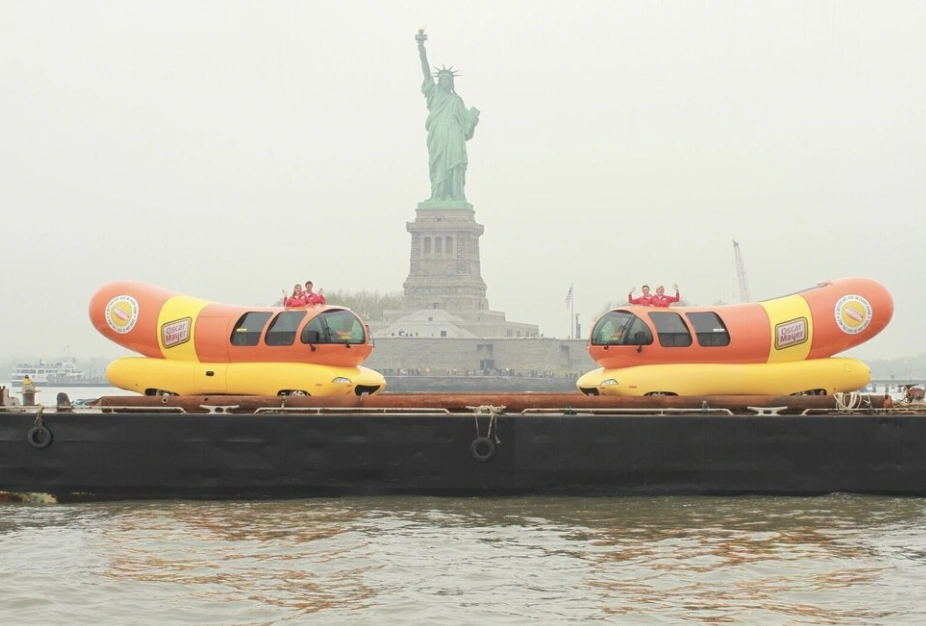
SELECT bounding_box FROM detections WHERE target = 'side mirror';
[634,331,646,353]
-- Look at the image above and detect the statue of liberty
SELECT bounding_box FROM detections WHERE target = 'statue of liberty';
[415,29,480,207]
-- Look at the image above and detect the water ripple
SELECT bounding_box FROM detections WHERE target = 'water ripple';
[2,496,926,625]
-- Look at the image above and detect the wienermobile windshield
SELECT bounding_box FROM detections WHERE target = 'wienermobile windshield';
[590,311,653,347]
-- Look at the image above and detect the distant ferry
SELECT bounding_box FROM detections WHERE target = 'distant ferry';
[9,358,108,387]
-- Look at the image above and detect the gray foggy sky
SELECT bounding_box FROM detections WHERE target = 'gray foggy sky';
[2,1,924,362]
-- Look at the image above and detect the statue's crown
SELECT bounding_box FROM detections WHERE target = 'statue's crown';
[432,65,460,78]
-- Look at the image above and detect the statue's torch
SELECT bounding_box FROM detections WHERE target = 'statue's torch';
[415,27,427,44]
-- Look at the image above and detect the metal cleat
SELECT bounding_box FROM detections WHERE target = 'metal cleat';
[199,405,241,414]
[747,406,789,416]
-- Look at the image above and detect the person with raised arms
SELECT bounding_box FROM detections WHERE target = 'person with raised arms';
[651,284,680,308]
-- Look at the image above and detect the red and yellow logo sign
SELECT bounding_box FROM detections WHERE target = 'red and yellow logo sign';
[105,295,139,334]
[775,317,808,349]
[161,317,191,348]
[834,295,871,335]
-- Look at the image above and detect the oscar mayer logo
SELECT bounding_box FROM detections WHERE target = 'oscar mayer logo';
[835,294,872,335]
[775,317,807,349]
[105,295,139,334]
[161,317,192,348]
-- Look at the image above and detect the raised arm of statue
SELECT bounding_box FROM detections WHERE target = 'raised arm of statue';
[418,41,431,83]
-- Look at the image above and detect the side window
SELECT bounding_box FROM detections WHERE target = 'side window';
[301,316,326,344]
[685,312,731,347]
[231,312,273,347]
[265,311,307,346]
[625,316,654,346]
[648,311,693,347]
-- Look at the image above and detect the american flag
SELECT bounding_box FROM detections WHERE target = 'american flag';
[565,285,573,308]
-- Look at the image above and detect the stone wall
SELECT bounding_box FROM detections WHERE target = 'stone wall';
[365,336,597,377]
[383,375,579,393]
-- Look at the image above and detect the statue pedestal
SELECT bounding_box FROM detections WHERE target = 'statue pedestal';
[365,202,539,342]
[417,200,473,210]
[403,205,487,311]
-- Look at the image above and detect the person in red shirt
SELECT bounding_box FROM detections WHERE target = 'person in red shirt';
[628,285,653,306]
[651,284,680,308]
[283,284,307,307]
[304,281,326,306]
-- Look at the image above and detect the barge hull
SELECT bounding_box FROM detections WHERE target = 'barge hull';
[2,411,925,500]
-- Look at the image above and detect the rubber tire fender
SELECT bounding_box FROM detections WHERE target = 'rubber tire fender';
[470,436,496,463]
[27,426,53,450]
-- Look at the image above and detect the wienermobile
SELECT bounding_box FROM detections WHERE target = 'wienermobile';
[577,277,893,396]
[89,281,387,397]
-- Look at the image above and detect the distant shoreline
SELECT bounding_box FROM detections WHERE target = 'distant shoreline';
[4,381,112,388]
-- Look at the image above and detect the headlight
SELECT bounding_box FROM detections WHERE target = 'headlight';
[600,378,618,386]
[331,377,352,384]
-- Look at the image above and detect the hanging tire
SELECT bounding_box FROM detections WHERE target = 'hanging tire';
[470,436,496,463]
[27,426,53,450]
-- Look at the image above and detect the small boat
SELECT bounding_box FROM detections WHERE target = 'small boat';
[578,277,892,396]
[89,281,386,397]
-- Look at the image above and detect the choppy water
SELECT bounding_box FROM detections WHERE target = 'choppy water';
[2,496,926,625]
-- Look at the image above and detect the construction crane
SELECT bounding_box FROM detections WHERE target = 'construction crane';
[733,240,751,303]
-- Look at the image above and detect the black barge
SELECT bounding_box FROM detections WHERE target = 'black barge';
[2,392,925,501]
